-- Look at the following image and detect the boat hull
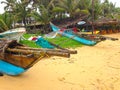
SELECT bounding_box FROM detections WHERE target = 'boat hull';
[50,23,97,45]
[0,60,26,76]
[0,28,26,42]
[3,53,40,69]
[60,32,96,45]
[0,39,45,76]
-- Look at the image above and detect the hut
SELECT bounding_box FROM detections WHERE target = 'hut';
[80,17,120,35]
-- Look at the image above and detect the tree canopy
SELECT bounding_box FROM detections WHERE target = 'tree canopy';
[0,0,120,32]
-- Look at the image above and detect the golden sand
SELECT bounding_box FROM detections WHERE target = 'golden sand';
[0,33,120,90]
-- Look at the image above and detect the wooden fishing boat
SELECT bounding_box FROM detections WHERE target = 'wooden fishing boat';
[0,27,26,42]
[50,22,97,46]
[0,39,75,76]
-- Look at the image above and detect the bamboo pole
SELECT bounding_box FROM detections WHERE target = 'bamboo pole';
[6,48,70,58]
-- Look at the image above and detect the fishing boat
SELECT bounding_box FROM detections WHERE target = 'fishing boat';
[0,27,26,42]
[0,39,76,76]
[50,22,97,46]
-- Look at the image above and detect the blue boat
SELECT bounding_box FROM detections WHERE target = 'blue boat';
[50,22,97,46]
[0,38,71,76]
[0,39,46,76]
[0,60,26,76]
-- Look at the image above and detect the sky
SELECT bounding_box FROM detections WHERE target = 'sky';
[0,0,6,14]
[0,0,120,14]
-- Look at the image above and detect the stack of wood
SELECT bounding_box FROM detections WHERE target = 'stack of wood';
[0,39,77,69]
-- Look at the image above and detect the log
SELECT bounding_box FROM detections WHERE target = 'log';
[6,48,70,58]
[16,46,77,54]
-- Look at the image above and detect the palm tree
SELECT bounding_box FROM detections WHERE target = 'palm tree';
[1,0,16,11]
[14,0,32,27]
[101,0,116,18]
[0,12,13,31]
[79,0,91,10]
[86,0,102,20]
[114,7,120,19]
[2,0,32,28]
[56,0,80,17]
[1,0,16,29]
[32,5,53,25]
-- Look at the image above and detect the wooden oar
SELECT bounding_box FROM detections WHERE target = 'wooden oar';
[6,48,70,58]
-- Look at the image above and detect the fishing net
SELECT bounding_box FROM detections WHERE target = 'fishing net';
[35,37,55,49]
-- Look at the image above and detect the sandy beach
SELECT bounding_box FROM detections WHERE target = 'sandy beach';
[0,33,120,90]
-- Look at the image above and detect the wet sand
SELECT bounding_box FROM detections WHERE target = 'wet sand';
[0,33,120,90]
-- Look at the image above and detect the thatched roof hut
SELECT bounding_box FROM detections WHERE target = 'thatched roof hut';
[51,14,88,28]
[88,17,120,26]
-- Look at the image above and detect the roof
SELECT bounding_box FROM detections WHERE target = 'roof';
[89,17,120,26]
[52,14,88,28]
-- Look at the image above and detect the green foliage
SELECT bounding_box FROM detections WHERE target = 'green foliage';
[113,7,120,19]
[79,0,91,10]
[0,0,120,31]
[101,0,116,18]
[31,5,53,25]
[52,7,65,13]
[0,12,13,31]
[2,0,32,28]
[80,10,90,15]
[57,0,80,17]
